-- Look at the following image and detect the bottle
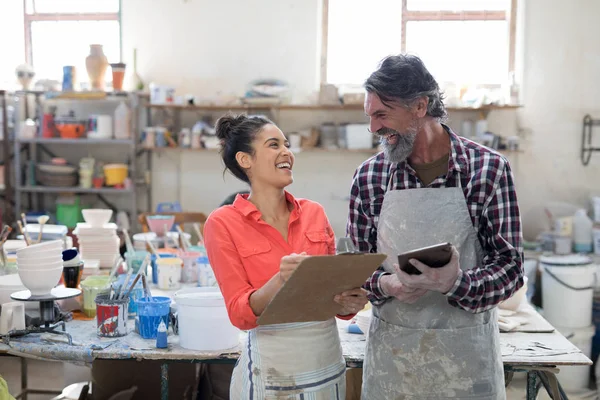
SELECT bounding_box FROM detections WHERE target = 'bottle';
[573,209,593,253]
[156,320,168,349]
[114,101,131,139]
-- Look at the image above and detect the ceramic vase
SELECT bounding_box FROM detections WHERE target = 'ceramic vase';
[85,44,108,90]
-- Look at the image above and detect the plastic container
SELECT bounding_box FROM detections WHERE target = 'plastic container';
[178,251,201,283]
[135,296,171,339]
[554,235,572,255]
[555,325,595,392]
[174,288,239,351]
[103,164,128,186]
[573,209,593,253]
[156,257,182,290]
[593,227,600,255]
[150,253,176,284]
[80,276,111,318]
[541,255,596,328]
[114,101,131,139]
[197,256,217,287]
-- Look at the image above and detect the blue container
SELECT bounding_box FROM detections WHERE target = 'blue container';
[151,253,176,285]
[136,296,171,339]
[62,66,75,91]
[113,274,144,317]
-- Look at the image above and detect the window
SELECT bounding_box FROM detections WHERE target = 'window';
[323,0,516,87]
[24,0,121,87]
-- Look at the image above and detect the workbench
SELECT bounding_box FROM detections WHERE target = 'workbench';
[0,301,592,400]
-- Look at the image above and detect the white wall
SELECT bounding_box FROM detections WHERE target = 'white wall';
[121,0,322,102]
[516,0,600,220]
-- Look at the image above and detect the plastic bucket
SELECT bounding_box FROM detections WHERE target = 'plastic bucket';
[541,255,596,328]
[150,253,176,285]
[135,296,171,339]
[178,251,201,283]
[555,325,595,392]
[156,257,182,290]
[173,287,239,351]
[80,276,111,318]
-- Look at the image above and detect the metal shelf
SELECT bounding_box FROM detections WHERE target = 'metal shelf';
[17,186,134,194]
[12,91,151,231]
[16,138,135,145]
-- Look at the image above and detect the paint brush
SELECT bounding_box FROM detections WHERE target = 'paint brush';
[123,256,149,300]
[20,214,32,245]
[122,228,135,257]
[16,221,29,246]
[176,226,189,252]
[37,215,49,244]
[141,273,153,301]
[145,239,159,256]
[193,223,204,246]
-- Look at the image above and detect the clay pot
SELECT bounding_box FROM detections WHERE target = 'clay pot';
[85,44,108,90]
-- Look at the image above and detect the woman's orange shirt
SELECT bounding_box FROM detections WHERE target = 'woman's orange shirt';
[204,191,342,330]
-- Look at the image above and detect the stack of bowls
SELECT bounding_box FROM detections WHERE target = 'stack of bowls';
[16,240,64,296]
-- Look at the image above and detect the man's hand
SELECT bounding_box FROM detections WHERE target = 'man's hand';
[334,288,369,315]
[397,246,461,294]
[380,267,428,304]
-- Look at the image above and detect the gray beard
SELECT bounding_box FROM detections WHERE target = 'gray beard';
[379,127,417,163]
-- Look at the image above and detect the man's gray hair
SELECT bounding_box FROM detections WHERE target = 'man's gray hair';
[365,54,447,122]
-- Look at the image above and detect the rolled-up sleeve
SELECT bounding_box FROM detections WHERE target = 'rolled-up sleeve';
[204,216,259,330]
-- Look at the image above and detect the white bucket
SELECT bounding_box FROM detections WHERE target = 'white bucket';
[174,287,240,351]
[555,325,595,392]
[541,255,596,328]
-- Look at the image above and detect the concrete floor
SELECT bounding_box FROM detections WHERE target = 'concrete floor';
[0,358,598,400]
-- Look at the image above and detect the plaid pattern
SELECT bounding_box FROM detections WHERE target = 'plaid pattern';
[347,126,524,313]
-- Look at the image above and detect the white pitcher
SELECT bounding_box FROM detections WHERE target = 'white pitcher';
[0,302,25,335]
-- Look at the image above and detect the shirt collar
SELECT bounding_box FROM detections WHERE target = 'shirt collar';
[444,124,469,175]
[233,190,301,220]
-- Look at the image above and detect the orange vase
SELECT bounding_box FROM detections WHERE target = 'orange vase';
[85,44,109,90]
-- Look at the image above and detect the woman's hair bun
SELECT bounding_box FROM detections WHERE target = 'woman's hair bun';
[215,113,247,141]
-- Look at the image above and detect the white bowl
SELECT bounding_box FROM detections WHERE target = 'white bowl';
[499,276,529,311]
[82,209,113,227]
[18,266,63,295]
[17,249,63,262]
[17,240,63,256]
[17,260,64,270]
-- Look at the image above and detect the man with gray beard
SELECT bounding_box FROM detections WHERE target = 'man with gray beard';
[346,54,524,399]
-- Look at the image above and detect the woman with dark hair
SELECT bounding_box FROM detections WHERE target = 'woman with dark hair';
[204,113,367,399]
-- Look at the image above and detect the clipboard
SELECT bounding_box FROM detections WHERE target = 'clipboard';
[257,253,386,325]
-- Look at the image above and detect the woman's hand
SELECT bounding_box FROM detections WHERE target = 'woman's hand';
[334,288,369,315]
[279,252,309,283]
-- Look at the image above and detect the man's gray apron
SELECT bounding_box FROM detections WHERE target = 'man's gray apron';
[362,175,505,399]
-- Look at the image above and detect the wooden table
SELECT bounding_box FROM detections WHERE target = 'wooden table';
[0,302,592,400]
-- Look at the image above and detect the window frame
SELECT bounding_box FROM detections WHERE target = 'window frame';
[320,0,517,86]
[23,0,122,68]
